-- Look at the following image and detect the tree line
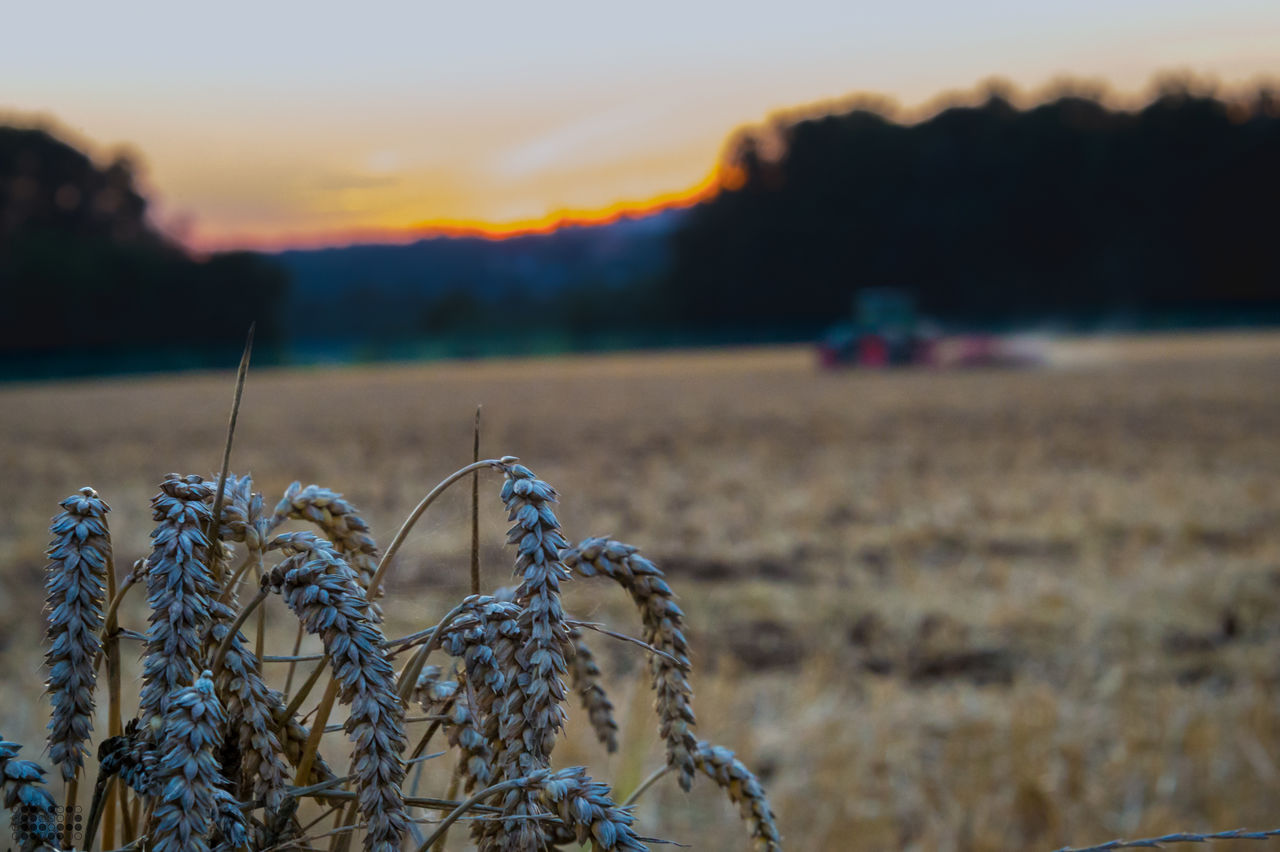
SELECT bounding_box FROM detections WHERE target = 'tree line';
[657,84,1280,332]
[0,126,286,368]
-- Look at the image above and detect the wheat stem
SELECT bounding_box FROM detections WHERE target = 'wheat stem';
[294,677,338,789]
[103,543,122,850]
[210,587,269,677]
[207,324,253,587]
[415,777,526,852]
[471,406,482,595]
[367,457,513,602]
[620,765,670,807]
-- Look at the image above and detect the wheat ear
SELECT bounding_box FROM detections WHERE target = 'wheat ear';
[567,626,619,753]
[207,597,291,809]
[97,718,153,796]
[0,735,61,851]
[532,767,648,851]
[486,463,573,850]
[271,483,381,615]
[434,596,525,796]
[44,487,111,784]
[561,538,697,790]
[693,741,782,852]
[412,666,494,793]
[138,474,218,736]
[265,531,408,852]
[420,767,649,852]
[151,671,236,852]
[211,785,250,852]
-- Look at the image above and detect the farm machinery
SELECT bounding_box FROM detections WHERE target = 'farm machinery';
[816,288,1044,369]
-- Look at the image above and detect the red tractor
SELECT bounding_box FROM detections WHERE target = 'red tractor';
[817,288,1043,369]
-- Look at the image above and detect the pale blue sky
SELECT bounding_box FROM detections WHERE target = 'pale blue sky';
[4,0,1276,247]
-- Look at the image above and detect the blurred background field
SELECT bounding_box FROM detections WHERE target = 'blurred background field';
[2,333,1279,850]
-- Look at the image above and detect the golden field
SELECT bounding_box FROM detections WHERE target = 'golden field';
[2,332,1280,851]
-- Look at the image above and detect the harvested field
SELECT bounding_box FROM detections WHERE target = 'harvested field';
[2,331,1280,850]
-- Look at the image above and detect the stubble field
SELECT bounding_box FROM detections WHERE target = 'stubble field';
[2,332,1280,851]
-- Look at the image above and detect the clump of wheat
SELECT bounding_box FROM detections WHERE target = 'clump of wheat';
[2,407,782,852]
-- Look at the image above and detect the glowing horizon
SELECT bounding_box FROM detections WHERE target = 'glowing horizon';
[183,160,741,252]
[4,0,1278,252]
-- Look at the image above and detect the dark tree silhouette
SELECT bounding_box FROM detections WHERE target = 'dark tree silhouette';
[0,126,287,362]
[661,86,1280,331]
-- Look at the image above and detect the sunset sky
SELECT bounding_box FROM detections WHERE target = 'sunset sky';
[4,0,1277,250]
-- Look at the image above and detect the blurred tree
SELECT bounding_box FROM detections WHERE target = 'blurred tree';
[0,126,288,363]
[662,85,1280,331]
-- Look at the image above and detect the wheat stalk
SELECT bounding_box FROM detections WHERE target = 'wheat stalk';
[1052,828,1280,851]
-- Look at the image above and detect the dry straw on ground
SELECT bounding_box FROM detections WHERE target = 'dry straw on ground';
[0,351,781,851]
[6,334,1280,850]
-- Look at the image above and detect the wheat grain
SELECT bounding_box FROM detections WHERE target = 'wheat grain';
[44,486,111,783]
[265,532,408,852]
[560,537,697,790]
[151,671,230,852]
[0,735,61,851]
[693,740,781,852]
